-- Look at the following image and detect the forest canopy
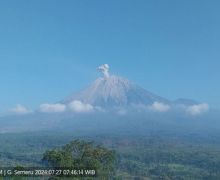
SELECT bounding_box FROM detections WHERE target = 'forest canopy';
[42,140,116,178]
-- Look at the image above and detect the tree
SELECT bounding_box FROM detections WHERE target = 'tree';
[42,140,116,178]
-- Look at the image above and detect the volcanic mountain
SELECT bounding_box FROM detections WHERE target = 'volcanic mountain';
[0,64,210,134]
[61,64,199,111]
[62,75,170,109]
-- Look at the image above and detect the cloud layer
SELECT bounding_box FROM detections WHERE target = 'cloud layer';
[38,100,95,113]
[39,103,66,113]
[69,100,94,113]
[10,104,32,115]
[9,101,209,117]
[148,102,170,112]
[186,103,209,115]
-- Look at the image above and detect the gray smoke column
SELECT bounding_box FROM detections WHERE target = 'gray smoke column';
[98,64,110,78]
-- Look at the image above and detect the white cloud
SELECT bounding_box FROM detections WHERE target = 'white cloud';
[39,103,66,113]
[10,104,32,115]
[69,100,94,113]
[148,102,170,112]
[186,103,209,115]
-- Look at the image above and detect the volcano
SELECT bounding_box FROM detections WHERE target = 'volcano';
[0,64,210,134]
[62,64,172,109]
[61,64,200,111]
[62,75,170,108]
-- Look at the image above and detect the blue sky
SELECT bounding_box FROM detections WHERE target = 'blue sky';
[0,0,219,112]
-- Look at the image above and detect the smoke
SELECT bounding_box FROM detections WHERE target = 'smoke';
[98,64,110,78]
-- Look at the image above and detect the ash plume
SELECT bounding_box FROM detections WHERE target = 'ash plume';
[98,64,110,78]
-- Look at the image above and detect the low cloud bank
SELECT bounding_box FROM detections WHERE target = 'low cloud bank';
[186,103,209,115]
[39,103,66,113]
[9,101,209,116]
[148,102,170,112]
[147,101,209,115]
[10,104,32,115]
[69,100,94,113]
[38,100,95,113]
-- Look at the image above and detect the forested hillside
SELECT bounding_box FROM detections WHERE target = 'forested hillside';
[1,131,220,179]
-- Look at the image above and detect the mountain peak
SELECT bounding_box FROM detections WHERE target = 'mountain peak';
[62,66,169,108]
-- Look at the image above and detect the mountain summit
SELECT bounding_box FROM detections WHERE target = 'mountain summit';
[62,64,170,109]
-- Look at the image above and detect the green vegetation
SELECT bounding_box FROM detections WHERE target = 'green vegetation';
[1,131,220,179]
[43,140,116,178]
